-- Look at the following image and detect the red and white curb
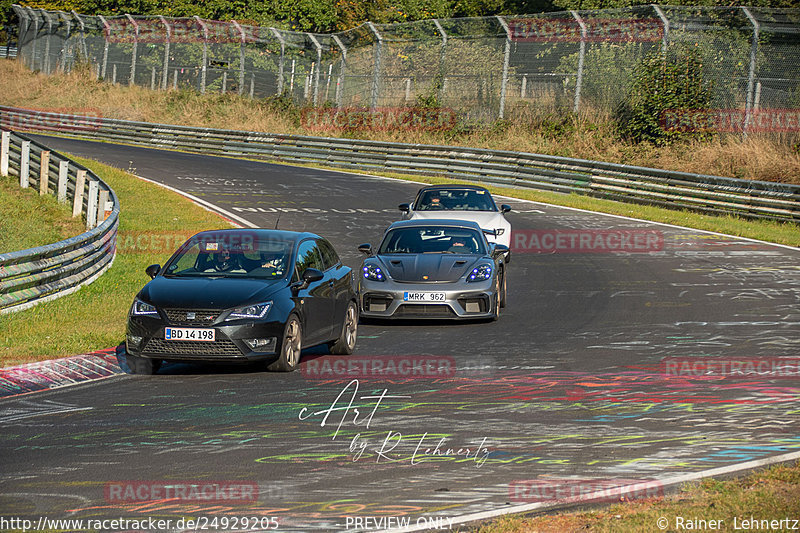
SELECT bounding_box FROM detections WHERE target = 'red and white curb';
[0,347,123,398]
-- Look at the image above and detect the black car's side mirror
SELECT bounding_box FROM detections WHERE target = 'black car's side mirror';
[501,204,512,214]
[145,264,161,279]
[358,243,373,255]
[398,203,410,213]
[292,268,324,294]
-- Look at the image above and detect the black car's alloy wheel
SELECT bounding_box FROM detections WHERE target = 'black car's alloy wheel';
[269,315,302,372]
[330,301,358,355]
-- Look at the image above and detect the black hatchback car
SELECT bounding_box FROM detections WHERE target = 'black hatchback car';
[125,229,358,374]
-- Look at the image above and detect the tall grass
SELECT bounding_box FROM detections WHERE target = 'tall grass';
[2,60,799,184]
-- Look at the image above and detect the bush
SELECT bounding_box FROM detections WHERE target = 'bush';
[615,46,714,145]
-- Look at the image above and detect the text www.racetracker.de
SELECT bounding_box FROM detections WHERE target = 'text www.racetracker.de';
[0,516,281,531]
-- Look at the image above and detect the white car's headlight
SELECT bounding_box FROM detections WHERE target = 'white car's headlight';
[467,264,493,282]
[227,302,272,320]
[363,264,385,282]
[131,298,159,316]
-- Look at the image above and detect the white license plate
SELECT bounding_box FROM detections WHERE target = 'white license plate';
[404,292,446,302]
[165,327,215,342]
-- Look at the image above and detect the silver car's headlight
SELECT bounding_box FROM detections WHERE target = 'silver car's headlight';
[131,298,159,316]
[362,264,385,282]
[467,264,493,282]
[226,302,272,320]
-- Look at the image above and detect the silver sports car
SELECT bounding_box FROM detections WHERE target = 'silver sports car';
[358,219,509,320]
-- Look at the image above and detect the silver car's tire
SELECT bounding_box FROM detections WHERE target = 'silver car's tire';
[268,315,302,372]
[492,276,501,321]
[330,301,358,355]
[499,268,507,308]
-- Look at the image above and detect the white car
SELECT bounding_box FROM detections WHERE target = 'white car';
[399,185,512,258]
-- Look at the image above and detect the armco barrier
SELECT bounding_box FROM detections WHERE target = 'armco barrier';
[1,105,799,222]
[0,128,119,314]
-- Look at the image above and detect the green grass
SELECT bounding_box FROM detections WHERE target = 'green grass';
[465,461,800,532]
[0,174,85,253]
[0,157,233,366]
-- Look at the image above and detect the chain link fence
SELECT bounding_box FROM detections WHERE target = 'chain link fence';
[10,5,800,132]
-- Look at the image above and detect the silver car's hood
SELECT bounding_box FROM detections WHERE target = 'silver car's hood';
[378,254,482,283]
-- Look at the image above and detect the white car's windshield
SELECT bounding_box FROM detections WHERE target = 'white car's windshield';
[415,189,496,211]
[379,227,486,255]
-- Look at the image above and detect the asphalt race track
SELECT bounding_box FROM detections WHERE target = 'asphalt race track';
[1,135,799,532]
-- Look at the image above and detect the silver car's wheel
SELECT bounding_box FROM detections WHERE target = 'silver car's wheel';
[492,275,501,321]
[330,301,358,355]
[269,316,302,372]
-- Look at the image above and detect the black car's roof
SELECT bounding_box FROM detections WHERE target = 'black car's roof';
[416,184,490,192]
[190,228,320,243]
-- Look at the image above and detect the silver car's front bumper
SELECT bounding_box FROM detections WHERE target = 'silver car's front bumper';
[359,278,497,319]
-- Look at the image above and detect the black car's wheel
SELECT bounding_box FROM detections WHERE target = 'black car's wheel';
[127,354,161,375]
[269,315,302,372]
[499,267,507,308]
[330,301,358,355]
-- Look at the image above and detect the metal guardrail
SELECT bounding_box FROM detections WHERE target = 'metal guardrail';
[1,105,798,222]
[0,46,17,59]
[0,128,119,314]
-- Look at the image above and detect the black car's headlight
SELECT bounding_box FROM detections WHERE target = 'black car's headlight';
[131,298,159,317]
[362,264,385,282]
[226,302,272,321]
[467,264,493,282]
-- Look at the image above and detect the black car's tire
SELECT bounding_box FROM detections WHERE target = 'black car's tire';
[329,301,358,355]
[127,354,161,375]
[499,268,507,308]
[268,315,302,372]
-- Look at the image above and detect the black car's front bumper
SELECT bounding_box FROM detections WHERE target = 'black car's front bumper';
[126,312,283,363]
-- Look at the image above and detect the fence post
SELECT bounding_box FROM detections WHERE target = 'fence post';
[270,28,286,96]
[125,14,139,86]
[57,160,69,202]
[98,189,110,222]
[71,11,88,61]
[39,150,50,195]
[26,7,38,71]
[0,131,9,177]
[433,19,448,104]
[20,140,31,188]
[57,11,71,73]
[496,16,511,120]
[367,22,382,110]
[98,15,110,80]
[307,33,323,106]
[72,169,86,217]
[86,179,99,229]
[159,16,171,90]
[195,16,209,94]
[570,10,587,113]
[742,7,759,138]
[231,20,246,95]
[39,9,53,74]
[332,34,347,107]
[652,4,669,53]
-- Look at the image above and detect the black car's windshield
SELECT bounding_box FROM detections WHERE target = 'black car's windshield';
[163,235,294,279]
[379,227,486,255]
[415,188,496,212]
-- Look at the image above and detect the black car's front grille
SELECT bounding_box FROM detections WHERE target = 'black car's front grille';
[163,309,220,326]
[143,338,244,358]
[394,304,456,318]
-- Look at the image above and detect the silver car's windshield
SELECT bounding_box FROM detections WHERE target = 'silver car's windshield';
[415,189,496,211]
[163,235,294,279]
[379,227,487,255]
